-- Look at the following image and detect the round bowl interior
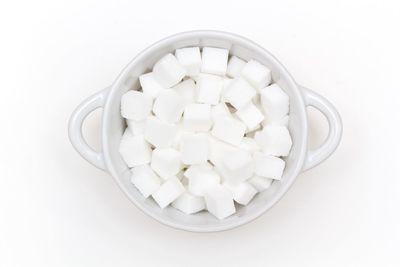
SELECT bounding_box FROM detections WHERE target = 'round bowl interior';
[102,31,308,232]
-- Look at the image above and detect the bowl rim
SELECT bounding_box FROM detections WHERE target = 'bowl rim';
[102,30,308,232]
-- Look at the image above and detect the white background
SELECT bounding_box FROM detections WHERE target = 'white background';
[1,0,399,266]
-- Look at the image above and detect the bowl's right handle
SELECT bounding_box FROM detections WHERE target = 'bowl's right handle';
[68,87,110,171]
[300,86,343,171]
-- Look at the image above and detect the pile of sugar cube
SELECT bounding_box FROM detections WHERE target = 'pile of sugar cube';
[119,47,292,219]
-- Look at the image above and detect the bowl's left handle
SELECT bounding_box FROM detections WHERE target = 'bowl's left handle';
[68,87,110,171]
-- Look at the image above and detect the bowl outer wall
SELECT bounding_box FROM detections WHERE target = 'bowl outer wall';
[101,30,308,232]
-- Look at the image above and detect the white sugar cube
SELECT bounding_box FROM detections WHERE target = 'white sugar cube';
[245,123,260,134]
[172,191,206,214]
[223,77,234,89]
[187,168,220,197]
[126,119,145,136]
[241,59,272,89]
[171,126,192,150]
[253,152,285,180]
[180,133,209,165]
[262,115,290,127]
[204,184,235,219]
[172,79,196,105]
[219,150,254,183]
[151,148,183,179]
[211,102,231,122]
[175,47,202,76]
[253,92,261,107]
[235,103,264,131]
[201,47,229,76]
[152,177,185,208]
[223,77,257,109]
[248,175,273,192]
[260,84,289,121]
[254,125,292,156]
[121,90,153,121]
[196,74,223,105]
[239,137,260,154]
[131,164,161,198]
[119,133,152,167]
[121,128,133,140]
[254,92,262,107]
[139,72,165,98]
[221,77,233,102]
[207,134,237,167]
[144,116,178,148]
[183,162,213,179]
[153,89,185,123]
[226,56,246,78]
[183,103,212,132]
[224,182,257,205]
[211,116,246,146]
[153,53,186,87]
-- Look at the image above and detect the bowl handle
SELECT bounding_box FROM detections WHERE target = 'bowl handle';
[300,86,343,171]
[68,87,110,171]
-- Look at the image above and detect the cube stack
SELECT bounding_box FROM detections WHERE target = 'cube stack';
[119,46,292,219]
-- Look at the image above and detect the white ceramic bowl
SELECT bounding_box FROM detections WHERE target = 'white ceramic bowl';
[69,30,342,232]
